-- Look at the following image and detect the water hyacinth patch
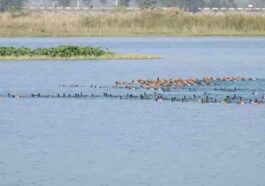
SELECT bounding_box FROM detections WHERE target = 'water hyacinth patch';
[0,45,159,60]
[0,45,113,58]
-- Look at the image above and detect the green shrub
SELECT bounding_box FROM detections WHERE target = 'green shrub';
[0,46,113,57]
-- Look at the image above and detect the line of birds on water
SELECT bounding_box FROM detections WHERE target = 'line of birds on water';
[58,76,258,90]
[5,91,265,104]
[112,76,257,90]
[3,76,265,104]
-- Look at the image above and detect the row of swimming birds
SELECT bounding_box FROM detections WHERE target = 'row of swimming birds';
[4,76,265,104]
[5,92,264,104]
[112,76,256,90]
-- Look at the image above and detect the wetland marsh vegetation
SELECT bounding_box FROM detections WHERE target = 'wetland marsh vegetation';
[0,45,159,60]
[1,9,265,37]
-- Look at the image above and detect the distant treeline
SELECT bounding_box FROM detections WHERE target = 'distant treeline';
[1,0,265,11]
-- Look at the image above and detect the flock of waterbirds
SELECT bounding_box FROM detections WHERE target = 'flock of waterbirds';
[3,76,265,104]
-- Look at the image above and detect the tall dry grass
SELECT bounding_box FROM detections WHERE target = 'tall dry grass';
[1,9,265,37]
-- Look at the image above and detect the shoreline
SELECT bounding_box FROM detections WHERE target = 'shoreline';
[0,34,265,39]
[0,54,160,61]
[2,32,265,38]
[1,36,265,39]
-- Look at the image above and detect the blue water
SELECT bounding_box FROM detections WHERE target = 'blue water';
[0,37,265,186]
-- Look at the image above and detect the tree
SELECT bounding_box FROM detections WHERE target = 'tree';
[119,0,130,7]
[57,0,71,7]
[226,0,237,8]
[99,0,108,5]
[208,0,222,8]
[137,0,157,8]
[184,0,205,11]
[206,0,237,8]
[254,0,265,7]
[162,0,184,7]
[0,0,25,11]
[158,0,204,11]
[82,0,92,5]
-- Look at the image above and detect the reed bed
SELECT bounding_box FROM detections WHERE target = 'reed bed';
[1,9,265,36]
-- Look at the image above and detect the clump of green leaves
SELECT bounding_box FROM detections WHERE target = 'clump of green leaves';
[0,46,113,57]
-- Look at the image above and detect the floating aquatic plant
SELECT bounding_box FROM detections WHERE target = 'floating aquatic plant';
[0,45,159,60]
[0,45,113,58]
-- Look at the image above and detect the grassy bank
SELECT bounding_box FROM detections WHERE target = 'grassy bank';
[0,54,160,60]
[1,9,265,37]
[0,46,159,60]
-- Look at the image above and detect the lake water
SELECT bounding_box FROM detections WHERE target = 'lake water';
[0,37,265,186]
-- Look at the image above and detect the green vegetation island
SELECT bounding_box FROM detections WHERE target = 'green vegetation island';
[1,9,265,37]
[0,46,159,60]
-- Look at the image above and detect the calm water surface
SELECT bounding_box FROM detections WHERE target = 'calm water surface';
[0,37,265,186]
